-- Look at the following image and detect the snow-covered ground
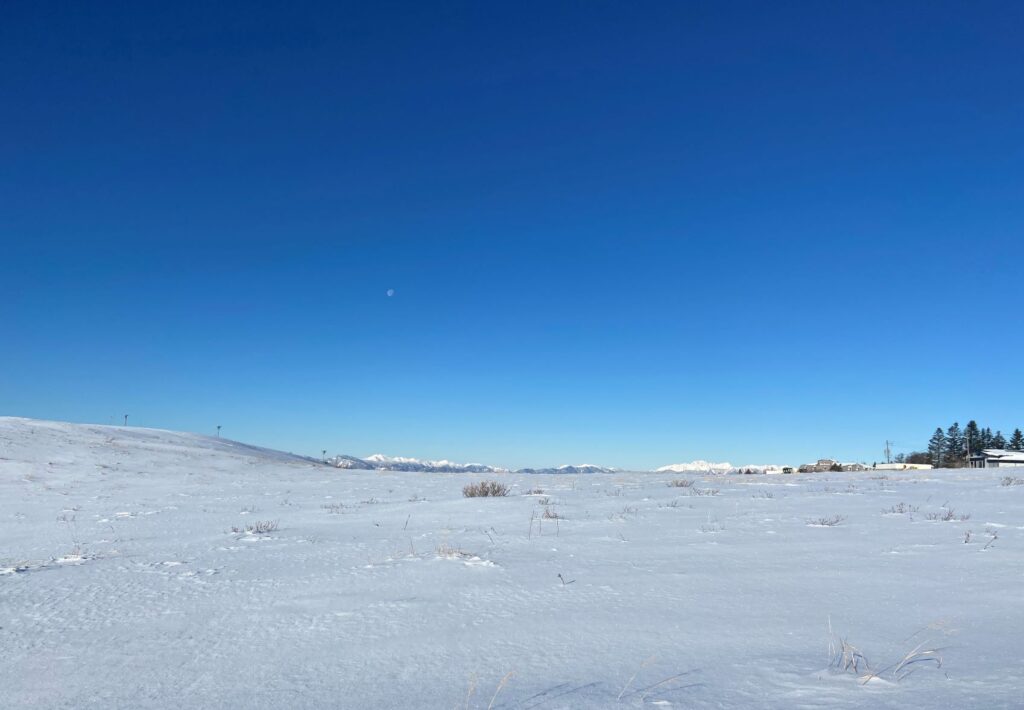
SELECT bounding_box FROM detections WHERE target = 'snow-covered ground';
[2,417,1022,709]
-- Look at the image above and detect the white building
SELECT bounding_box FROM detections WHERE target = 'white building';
[874,462,934,471]
[969,449,1024,468]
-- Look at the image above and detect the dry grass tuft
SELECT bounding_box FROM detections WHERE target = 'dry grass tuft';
[667,479,695,488]
[830,637,870,675]
[829,623,945,684]
[435,543,475,560]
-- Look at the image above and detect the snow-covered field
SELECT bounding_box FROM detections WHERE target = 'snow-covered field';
[2,417,1022,709]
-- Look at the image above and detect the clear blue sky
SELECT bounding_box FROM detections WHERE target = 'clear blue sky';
[2,1,1022,469]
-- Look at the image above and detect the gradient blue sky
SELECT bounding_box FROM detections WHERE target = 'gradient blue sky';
[2,1,1022,469]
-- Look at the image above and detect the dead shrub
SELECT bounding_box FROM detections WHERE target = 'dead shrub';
[232,520,278,534]
[882,502,919,515]
[667,479,694,488]
[808,515,845,526]
[463,480,510,498]
[925,508,970,522]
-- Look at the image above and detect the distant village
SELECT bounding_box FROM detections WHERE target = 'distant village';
[736,460,928,475]
[761,420,1024,474]
[727,448,1024,476]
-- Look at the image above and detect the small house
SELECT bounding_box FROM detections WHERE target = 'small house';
[799,458,841,473]
[969,449,1024,468]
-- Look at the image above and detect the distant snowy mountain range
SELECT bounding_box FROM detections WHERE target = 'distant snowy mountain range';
[656,460,734,473]
[328,454,501,473]
[517,464,619,474]
[329,452,787,474]
[327,454,618,474]
[656,461,788,473]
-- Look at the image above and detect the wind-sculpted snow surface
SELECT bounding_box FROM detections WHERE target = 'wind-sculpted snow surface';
[2,417,1023,709]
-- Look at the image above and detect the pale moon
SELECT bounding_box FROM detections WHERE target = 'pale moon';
[386,288,395,297]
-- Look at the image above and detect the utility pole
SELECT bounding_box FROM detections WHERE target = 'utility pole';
[216,425,222,437]
[322,449,328,464]
[124,414,128,426]
[884,440,892,464]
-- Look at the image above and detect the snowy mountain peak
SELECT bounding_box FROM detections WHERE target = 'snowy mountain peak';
[556,464,619,473]
[513,463,619,474]
[329,453,505,473]
[656,460,734,473]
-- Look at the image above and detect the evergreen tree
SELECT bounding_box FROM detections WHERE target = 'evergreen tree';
[944,422,963,467]
[991,431,1007,449]
[928,427,946,467]
[981,427,993,449]
[1010,429,1024,451]
[964,421,981,454]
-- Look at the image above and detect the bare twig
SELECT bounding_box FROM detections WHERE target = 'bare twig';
[618,656,655,701]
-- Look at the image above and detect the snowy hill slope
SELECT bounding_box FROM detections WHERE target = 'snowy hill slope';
[0,417,321,471]
[2,417,1023,709]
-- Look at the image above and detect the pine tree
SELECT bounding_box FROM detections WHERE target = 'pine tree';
[964,421,981,454]
[944,422,963,467]
[1009,429,1024,451]
[928,427,946,467]
[991,431,1007,449]
[981,427,993,449]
